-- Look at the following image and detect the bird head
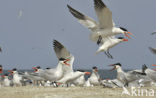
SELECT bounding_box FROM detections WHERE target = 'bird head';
[109,63,122,71]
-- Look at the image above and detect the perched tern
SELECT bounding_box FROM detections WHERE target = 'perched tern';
[2,74,11,87]
[8,68,23,86]
[37,40,71,82]
[88,66,101,86]
[110,63,146,87]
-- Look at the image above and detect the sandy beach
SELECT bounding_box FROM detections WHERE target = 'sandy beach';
[0,86,156,98]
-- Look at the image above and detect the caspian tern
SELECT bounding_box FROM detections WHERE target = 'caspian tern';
[110,63,146,87]
[149,47,156,54]
[53,40,91,86]
[67,0,133,42]
[143,64,156,82]
[57,70,90,85]
[101,79,124,88]
[8,68,23,86]
[2,74,11,87]
[23,66,45,86]
[72,70,86,86]
[88,66,100,86]
[36,40,71,83]
[95,37,128,58]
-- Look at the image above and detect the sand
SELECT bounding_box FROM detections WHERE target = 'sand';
[0,86,156,98]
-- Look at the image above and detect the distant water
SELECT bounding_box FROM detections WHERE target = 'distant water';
[2,69,130,79]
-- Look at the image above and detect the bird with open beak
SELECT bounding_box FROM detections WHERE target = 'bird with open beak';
[88,66,101,86]
[109,63,122,71]
[8,68,23,86]
[32,66,41,72]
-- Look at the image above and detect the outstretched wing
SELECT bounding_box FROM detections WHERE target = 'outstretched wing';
[67,5,98,31]
[94,0,114,29]
[53,40,71,60]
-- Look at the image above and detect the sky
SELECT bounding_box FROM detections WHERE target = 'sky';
[0,0,155,70]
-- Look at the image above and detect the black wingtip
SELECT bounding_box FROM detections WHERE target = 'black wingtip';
[67,4,85,20]
[119,27,128,32]
[67,4,71,9]
[94,0,106,9]
[53,40,64,52]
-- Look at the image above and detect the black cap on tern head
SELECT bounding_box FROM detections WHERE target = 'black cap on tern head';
[119,27,128,31]
[118,37,124,39]
[46,67,50,69]
[36,66,41,69]
[142,64,148,70]
[59,58,66,61]
[114,63,122,66]
[76,70,85,72]
[12,68,17,71]
[92,66,97,69]
[4,73,8,76]
[0,65,2,67]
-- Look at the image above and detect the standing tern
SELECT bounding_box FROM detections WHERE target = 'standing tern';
[8,68,23,86]
[53,40,91,86]
[143,64,156,82]
[57,70,90,85]
[2,74,11,87]
[24,66,45,86]
[37,40,71,83]
[110,63,146,87]
[88,66,101,86]
[72,70,86,86]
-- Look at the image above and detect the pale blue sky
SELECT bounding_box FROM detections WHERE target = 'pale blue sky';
[0,0,155,70]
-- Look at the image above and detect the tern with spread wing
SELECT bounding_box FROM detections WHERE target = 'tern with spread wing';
[67,0,132,57]
[67,0,133,40]
[39,40,71,82]
[54,40,91,85]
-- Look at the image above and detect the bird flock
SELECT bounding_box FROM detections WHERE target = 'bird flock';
[0,0,156,88]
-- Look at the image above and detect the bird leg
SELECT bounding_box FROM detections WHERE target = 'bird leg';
[124,82,129,87]
[107,50,113,59]
[104,52,111,59]
[97,35,102,45]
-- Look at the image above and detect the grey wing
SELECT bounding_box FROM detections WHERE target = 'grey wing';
[94,0,113,29]
[67,5,98,31]
[149,47,156,54]
[53,40,71,59]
